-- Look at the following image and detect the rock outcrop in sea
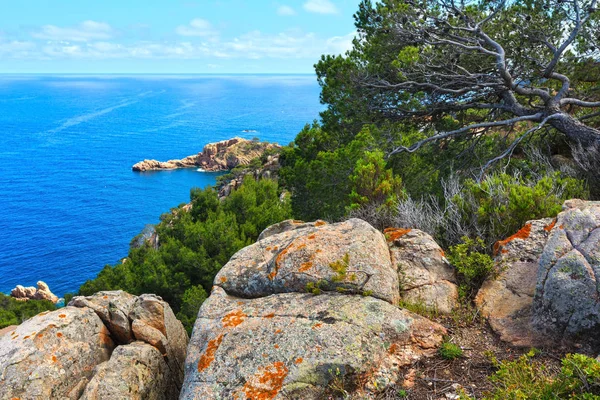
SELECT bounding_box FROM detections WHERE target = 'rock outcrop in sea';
[132,137,280,172]
[11,280,59,303]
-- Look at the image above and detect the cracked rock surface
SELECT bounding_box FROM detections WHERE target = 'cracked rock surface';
[533,200,600,345]
[475,218,554,346]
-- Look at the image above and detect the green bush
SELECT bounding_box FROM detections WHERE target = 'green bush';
[454,172,588,248]
[439,342,463,360]
[447,237,495,299]
[483,351,600,399]
[0,293,56,329]
[175,285,208,336]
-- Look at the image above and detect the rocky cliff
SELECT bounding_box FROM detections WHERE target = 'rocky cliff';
[132,137,280,172]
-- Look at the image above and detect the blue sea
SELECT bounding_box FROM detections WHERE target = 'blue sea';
[0,74,323,297]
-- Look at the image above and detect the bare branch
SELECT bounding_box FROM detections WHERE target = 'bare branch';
[388,113,544,157]
[477,113,563,181]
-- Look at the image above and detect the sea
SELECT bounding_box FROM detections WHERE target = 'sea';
[0,74,323,297]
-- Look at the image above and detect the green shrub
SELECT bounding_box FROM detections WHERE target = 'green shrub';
[484,351,600,399]
[447,237,495,299]
[176,285,208,336]
[439,342,463,360]
[454,172,588,248]
[0,293,56,329]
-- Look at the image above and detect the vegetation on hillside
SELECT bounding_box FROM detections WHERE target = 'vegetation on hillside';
[79,176,291,334]
[0,293,55,329]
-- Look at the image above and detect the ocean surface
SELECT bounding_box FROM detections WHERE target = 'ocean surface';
[0,74,323,297]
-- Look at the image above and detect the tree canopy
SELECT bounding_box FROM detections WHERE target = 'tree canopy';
[317,0,600,173]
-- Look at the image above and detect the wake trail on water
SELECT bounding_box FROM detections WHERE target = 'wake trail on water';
[44,90,159,134]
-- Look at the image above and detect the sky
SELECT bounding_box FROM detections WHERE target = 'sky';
[0,0,359,73]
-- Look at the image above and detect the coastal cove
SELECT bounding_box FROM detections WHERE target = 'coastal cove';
[0,74,323,296]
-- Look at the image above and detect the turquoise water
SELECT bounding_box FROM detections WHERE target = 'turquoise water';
[0,74,322,296]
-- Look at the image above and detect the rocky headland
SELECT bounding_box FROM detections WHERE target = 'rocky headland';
[132,137,280,172]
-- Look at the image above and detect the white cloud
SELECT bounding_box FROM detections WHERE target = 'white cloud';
[0,40,36,58]
[303,0,339,14]
[32,20,113,42]
[325,31,355,55]
[5,21,353,62]
[277,5,297,16]
[176,19,218,38]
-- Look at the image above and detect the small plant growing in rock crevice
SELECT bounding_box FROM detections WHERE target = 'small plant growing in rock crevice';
[439,341,463,360]
[447,237,495,300]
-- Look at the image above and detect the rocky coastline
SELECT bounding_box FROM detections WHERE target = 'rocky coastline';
[132,137,280,172]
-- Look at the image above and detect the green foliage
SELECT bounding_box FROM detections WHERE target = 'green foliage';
[439,342,463,360]
[176,285,208,336]
[483,351,600,399]
[0,293,56,329]
[447,237,495,299]
[347,150,404,212]
[454,172,588,248]
[80,176,291,333]
[281,125,407,221]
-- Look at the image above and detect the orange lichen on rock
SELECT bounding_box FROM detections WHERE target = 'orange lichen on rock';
[389,343,399,354]
[103,296,108,299]
[242,361,289,400]
[384,228,412,242]
[56,332,63,338]
[198,334,224,373]
[219,276,227,283]
[294,357,303,364]
[52,355,57,363]
[493,223,532,255]
[312,323,323,330]
[264,313,275,319]
[23,336,30,340]
[222,310,247,328]
[299,261,313,272]
[274,344,279,349]
[307,234,316,240]
[58,314,66,319]
[266,246,272,251]
[544,219,557,232]
[315,221,327,227]
[274,329,283,334]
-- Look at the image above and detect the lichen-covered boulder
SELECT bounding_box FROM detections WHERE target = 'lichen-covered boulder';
[533,200,600,345]
[215,218,399,304]
[80,342,169,400]
[257,219,327,241]
[69,290,138,344]
[475,219,554,346]
[0,307,114,400]
[181,287,446,400]
[386,228,458,314]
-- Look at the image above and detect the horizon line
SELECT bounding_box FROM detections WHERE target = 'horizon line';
[0,72,317,75]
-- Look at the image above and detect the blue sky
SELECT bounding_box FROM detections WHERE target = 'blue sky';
[0,0,358,73]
